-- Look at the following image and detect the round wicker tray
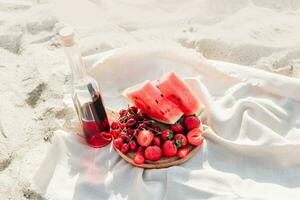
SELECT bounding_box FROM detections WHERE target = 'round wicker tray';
[107,109,202,169]
[114,144,200,169]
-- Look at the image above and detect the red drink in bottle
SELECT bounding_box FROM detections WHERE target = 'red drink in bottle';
[81,84,111,147]
[59,27,111,148]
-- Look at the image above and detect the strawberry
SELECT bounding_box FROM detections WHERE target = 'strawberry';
[121,143,129,154]
[144,146,162,161]
[137,130,154,147]
[183,116,201,131]
[113,138,123,150]
[177,146,190,158]
[133,153,145,164]
[129,141,137,151]
[153,136,161,147]
[187,128,204,146]
[111,129,120,139]
[162,140,177,157]
[171,124,184,133]
[111,121,119,129]
[161,129,173,141]
[174,133,188,147]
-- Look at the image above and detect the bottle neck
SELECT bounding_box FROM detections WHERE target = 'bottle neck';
[64,43,87,81]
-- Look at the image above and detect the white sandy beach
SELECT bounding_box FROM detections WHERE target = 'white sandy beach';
[0,0,300,199]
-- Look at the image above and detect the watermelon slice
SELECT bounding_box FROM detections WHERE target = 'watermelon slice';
[123,81,183,124]
[156,72,205,115]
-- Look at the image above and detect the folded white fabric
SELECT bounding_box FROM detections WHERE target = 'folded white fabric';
[33,44,300,200]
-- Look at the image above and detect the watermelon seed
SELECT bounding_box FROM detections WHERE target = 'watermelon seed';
[160,94,164,97]
[172,94,176,98]
[147,106,151,109]
[155,99,159,104]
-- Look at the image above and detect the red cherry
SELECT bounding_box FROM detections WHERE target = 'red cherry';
[119,133,127,140]
[119,123,126,130]
[119,116,128,123]
[138,123,147,129]
[126,118,136,127]
[143,121,151,127]
[152,125,161,132]
[111,129,120,139]
[129,141,137,151]
[128,106,138,114]
[113,138,123,150]
[127,128,135,135]
[137,146,144,156]
[121,143,129,154]
[111,121,119,129]
[138,112,148,121]
[119,109,127,117]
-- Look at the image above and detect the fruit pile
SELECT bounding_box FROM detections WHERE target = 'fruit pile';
[111,106,204,165]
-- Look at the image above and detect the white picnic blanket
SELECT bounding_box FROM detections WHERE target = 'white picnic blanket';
[32,43,300,200]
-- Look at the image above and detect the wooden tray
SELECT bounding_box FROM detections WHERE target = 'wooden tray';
[114,144,200,169]
[107,109,202,169]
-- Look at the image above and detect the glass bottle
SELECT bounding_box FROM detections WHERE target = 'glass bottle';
[59,27,111,148]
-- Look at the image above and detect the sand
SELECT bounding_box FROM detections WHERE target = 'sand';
[0,0,299,199]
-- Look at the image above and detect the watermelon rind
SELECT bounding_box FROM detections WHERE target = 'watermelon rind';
[148,114,182,125]
[194,104,205,116]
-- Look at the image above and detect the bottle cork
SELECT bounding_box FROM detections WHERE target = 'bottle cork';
[59,27,75,47]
